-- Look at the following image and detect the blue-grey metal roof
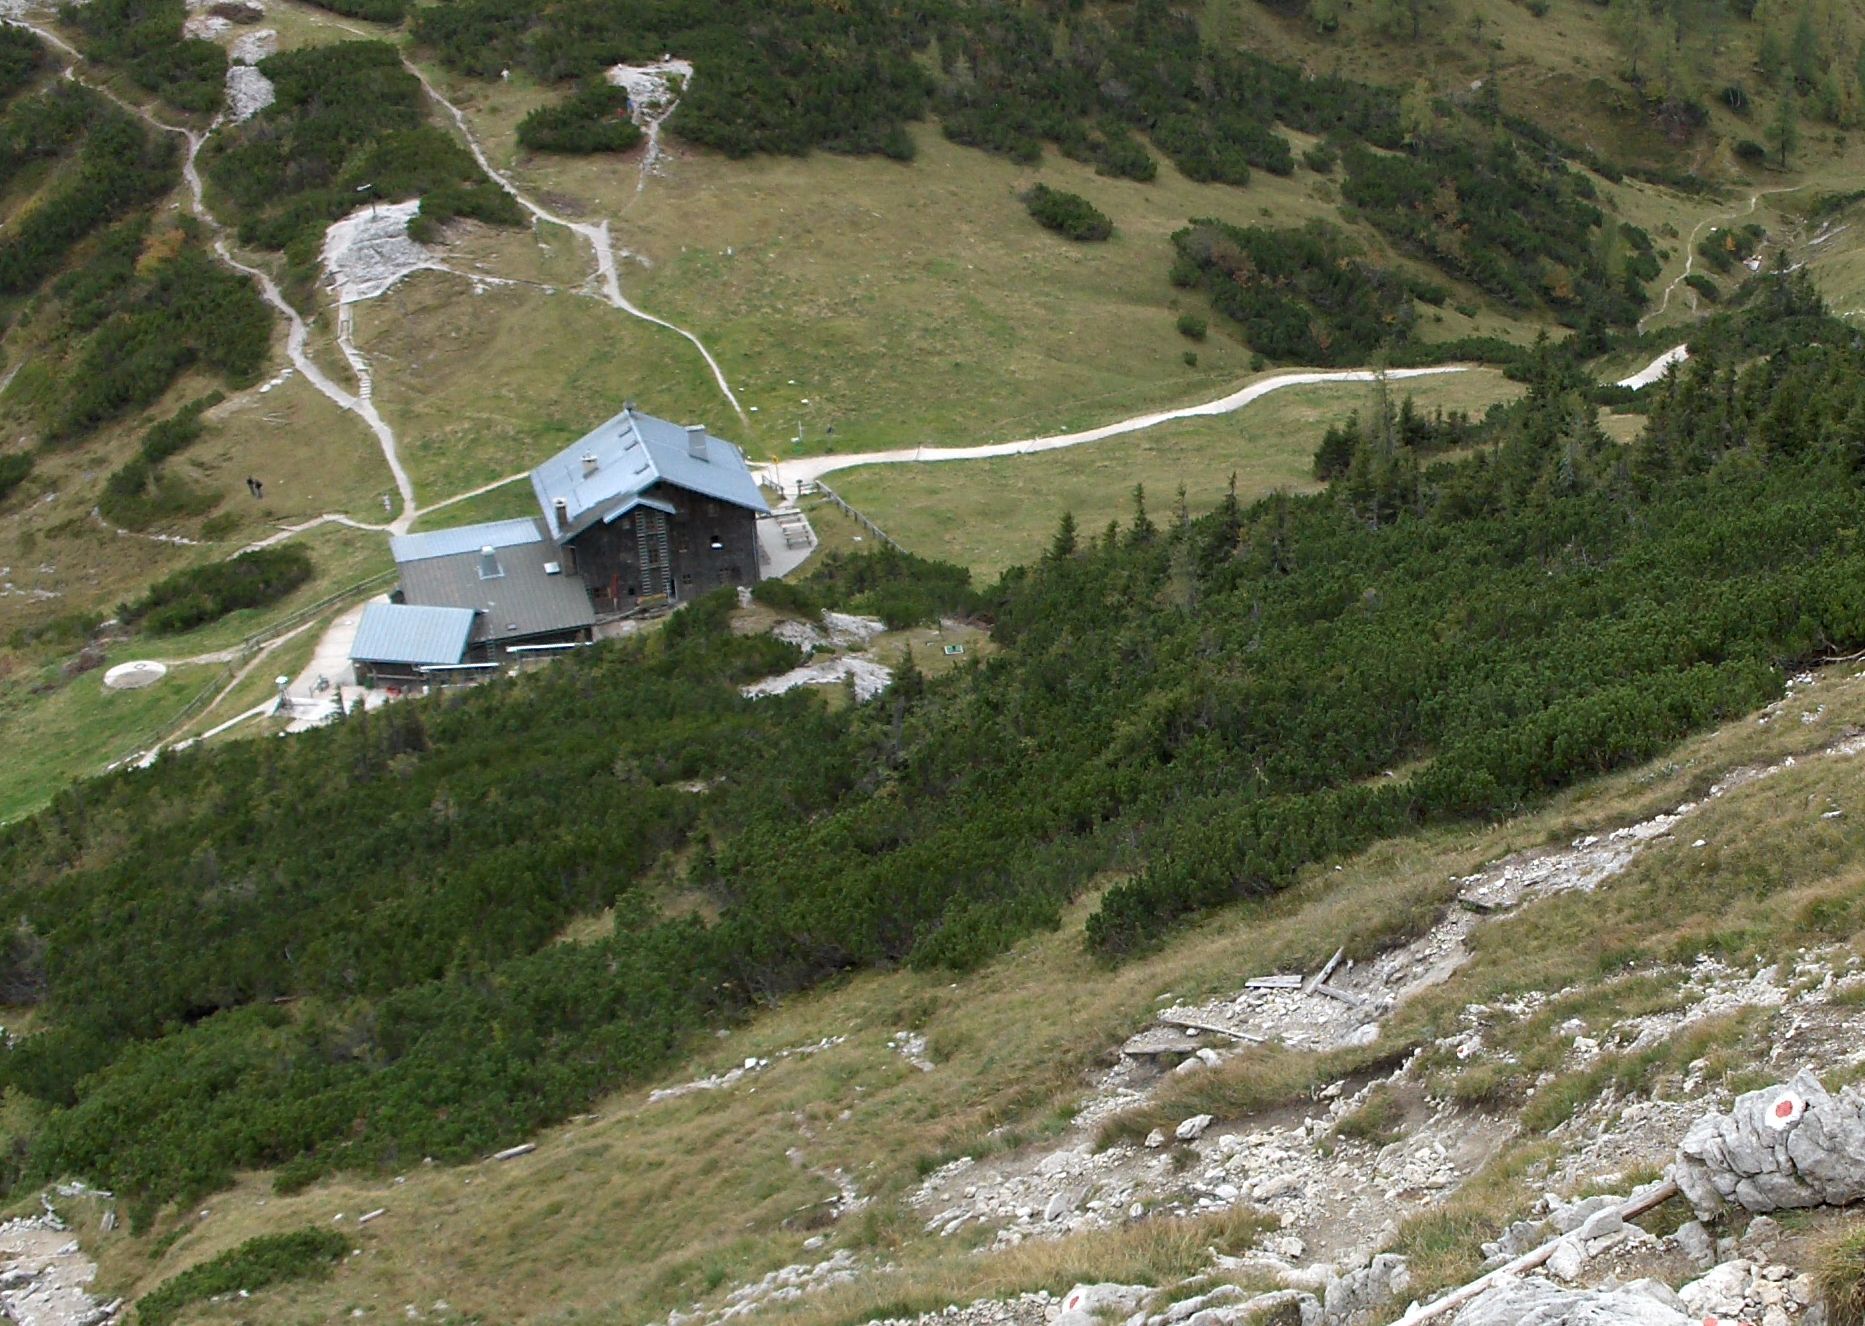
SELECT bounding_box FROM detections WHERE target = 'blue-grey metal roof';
[531,406,770,541]
[350,602,477,666]
[395,520,596,644]
[389,517,543,565]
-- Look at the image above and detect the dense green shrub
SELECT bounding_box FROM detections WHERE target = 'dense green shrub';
[1176,312,1207,341]
[136,1228,349,1326]
[1056,121,1156,181]
[750,576,822,617]
[98,460,218,529]
[1735,138,1769,164]
[52,244,268,440]
[301,0,407,23]
[418,0,932,157]
[1024,185,1113,241]
[0,110,175,298]
[1342,137,1653,328]
[1696,224,1765,274]
[0,453,30,504]
[518,79,644,154]
[64,0,225,116]
[98,396,225,529]
[803,545,977,626]
[1684,272,1721,302]
[0,79,262,440]
[0,27,45,107]
[1312,389,1492,479]
[119,546,313,634]
[1170,219,1415,364]
[204,42,521,270]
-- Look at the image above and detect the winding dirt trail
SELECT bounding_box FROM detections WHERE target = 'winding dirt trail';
[9,18,421,530]
[402,62,748,422]
[1640,184,1810,330]
[759,366,1470,490]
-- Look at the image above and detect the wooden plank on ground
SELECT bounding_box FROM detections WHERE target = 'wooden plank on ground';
[1157,1013,1267,1043]
[1245,975,1303,990]
[1314,982,1369,1009]
[1304,946,1346,996]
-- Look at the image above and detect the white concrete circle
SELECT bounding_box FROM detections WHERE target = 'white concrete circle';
[103,660,169,690]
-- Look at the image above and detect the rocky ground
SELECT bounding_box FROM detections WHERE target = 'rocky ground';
[739,606,897,701]
[0,1199,117,1326]
[907,728,1865,1271]
[655,709,1865,1326]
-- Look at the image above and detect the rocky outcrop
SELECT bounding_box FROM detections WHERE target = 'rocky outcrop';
[1321,1253,1411,1325]
[1452,1277,1691,1326]
[1675,1068,1865,1218]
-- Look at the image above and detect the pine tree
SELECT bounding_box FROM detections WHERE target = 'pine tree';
[1128,484,1157,545]
[1789,5,1819,87]
[1607,0,1654,81]
[1048,509,1078,560]
[1770,90,1800,165]
[1400,78,1436,150]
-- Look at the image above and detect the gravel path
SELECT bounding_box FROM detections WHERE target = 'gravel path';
[403,59,748,422]
[757,366,1470,491]
[7,18,422,529]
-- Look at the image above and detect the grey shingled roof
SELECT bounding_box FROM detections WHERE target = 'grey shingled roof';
[395,519,595,644]
[531,406,770,541]
[350,603,477,667]
[389,517,543,565]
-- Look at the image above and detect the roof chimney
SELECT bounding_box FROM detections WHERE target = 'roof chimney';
[553,497,568,532]
[686,424,708,460]
[478,545,503,580]
[581,452,599,478]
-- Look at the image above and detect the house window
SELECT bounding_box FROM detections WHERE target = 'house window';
[709,533,724,550]
[627,584,637,597]
[677,537,689,553]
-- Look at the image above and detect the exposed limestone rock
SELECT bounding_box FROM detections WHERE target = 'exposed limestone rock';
[1453,1277,1691,1325]
[1671,1219,1715,1269]
[1675,1068,1865,1218]
[1321,1252,1409,1325]
[1056,1282,1149,1326]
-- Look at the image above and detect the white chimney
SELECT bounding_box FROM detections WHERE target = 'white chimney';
[581,452,599,477]
[686,424,708,460]
[478,545,502,580]
[553,497,568,531]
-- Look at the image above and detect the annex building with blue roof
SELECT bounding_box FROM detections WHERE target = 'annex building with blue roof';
[352,405,770,683]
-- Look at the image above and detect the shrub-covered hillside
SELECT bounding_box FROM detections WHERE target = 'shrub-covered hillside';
[416,0,1652,331]
[203,42,524,296]
[0,37,270,447]
[1,276,1863,1220]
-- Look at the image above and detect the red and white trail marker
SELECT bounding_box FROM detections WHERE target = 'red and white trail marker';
[1765,1091,1806,1131]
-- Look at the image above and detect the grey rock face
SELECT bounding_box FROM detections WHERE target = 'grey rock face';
[1675,1068,1865,1218]
[1670,1219,1715,1269]
[1452,1277,1693,1326]
[1322,1253,1410,1325]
